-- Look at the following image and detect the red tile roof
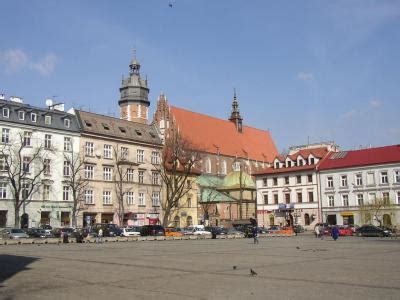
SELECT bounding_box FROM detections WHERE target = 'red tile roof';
[170,106,278,162]
[253,164,316,176]
[288,147,328,160]
[318,145,400,170]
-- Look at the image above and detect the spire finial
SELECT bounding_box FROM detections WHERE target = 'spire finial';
[132,47,136,60]
[234,88,237,100]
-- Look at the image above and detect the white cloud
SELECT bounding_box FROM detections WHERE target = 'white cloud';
[0,49,57,76]
[341,110,357,119]
[296,72,314,81]
[0,49,29,73]
[369,99,382,108]
[30,53,57,76]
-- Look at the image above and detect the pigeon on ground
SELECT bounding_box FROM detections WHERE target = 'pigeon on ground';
[296,246,300,249]
[250,268,257,276]
[233,266,237,270]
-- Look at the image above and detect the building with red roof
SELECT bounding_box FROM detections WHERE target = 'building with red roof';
[318,145,400,227]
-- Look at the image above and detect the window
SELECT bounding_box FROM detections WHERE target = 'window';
[2,108,9,118]
[1,128,9,144]
[327,176,334,188]
[357,194,364,206]
[137,149,144,163]
[43,185,50,201]
[120,147,128,160]
[138,170,144,184]
[296,175,302,184]
[342,194,349,206]
[44,159,51,175]
[369,193,376,202]
[103,191,112,205]
[298,160,304,167]
[84,190,94,204]
[273,177,278,186]
[64,137,72,151]
[0,155,8,171]
[381,171,388,184]
[84,165,94,179]
[383,192,390,204]
[31,113,37,122]
[273,194,278,204]
[104,144,112,159]
[285,176,289,185]
[45,115,52,125]
[341,175,348,187]
[262,178,268,187]
[152,192,160,206]
[233,161,241,171]
[286,161,292,167]
[23,131,32,146]
[126,192,134,205]
[139,192,145,206]
[44,134,52,149]
[23,157,30,173]
[64,119,70,128]
[18,111,25,120]
[127,169,134,182]
[395,171,400,183]
[21,183,29,199]
[152,172,159,185]
[308,191,314,202]
[103,167,112,181]
[263,194,268,204]
[297,192,302,203]
[0,182,7,199]
[151,151,160,164]
[275,162,280,169]
[206,158,212,173]
[309,157,315,165]
[285,193,290,204]
[355,174,363,186]
[307,174,313,183]
[221,160,227,175]
[328,195,334,207]
[397,191,400,205]
[367,172,375,185]
[63,186,69,201]
[63,161,70,176]
[85,142,94,156]
[186,196,192,208]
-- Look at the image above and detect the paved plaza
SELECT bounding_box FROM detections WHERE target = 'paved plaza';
[0,235,400,300]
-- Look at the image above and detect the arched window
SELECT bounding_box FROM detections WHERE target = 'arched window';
[304,213,310,226]
[221,160,227,175]
[186,216,193,227]
[173,216,180,228]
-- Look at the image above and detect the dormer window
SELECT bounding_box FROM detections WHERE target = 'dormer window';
[2,108,9,118]
[31,113,37,122]
[64,119,70,128]
[45,115,52,125]
[18,111,25,120]
[310,157,315,165]
[84,120,92,127]
[275,162,280,169]
[287,161,292,168]
[298,160,303,166]
[119,127,126,133]
[135,129,142,136]
[102,123,109,130]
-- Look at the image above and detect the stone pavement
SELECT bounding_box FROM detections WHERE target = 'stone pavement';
[0,235,399,300]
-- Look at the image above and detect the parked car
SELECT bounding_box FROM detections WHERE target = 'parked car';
[178,228,194,235]
[338,226,353,236]
[356,225,393,237]
[40,225,53,237]
[26,228,47,238]
[225,228,245,237]
[205,227,225,236]
[165,227,184,237]
[267,225,281,233]
[91,224,122,237]
[348,224,360,233]
[51,227,75,238]
[121,227,141,237]
[1,228,29,239]
[140,225,165,236]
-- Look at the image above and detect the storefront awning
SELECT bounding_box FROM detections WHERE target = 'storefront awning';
[340,212,354,217]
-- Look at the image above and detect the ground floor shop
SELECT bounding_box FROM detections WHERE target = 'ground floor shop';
[81,211,161,227]
[322,209,400,227]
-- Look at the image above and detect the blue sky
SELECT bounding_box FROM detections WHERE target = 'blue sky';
[0,0,399,152]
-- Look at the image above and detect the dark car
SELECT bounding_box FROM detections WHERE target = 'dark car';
[140,225,165,236]
[52,227,75,238]
[356,225,392,237]
[205,227,225,235]
[26,228,47,238]
[91,223,122,237]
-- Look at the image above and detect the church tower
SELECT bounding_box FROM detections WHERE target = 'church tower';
[119,52,150,123]
[229,89,243,132]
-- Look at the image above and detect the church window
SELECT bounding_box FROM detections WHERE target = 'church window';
[206,158,212,173]
[221,160,227,175]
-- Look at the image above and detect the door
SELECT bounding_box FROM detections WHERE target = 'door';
[40,212,50,226]
[0,211,7,227]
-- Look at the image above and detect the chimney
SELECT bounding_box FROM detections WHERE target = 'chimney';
[0,94,5,100]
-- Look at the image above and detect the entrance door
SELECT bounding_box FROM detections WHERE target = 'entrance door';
[61,212,70,226]
[327,214,337,225]
[383,214,392,227]
[40,212,50,226]
[0,210,7,227]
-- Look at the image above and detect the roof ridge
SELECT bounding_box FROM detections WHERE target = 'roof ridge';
[76,109,153,128]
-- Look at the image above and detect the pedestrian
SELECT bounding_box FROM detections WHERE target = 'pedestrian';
[331,225,339,241]
[252,226,259,244]
[97,228,103,243]
[315,225,320,238]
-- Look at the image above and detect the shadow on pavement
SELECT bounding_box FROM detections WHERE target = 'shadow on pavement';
[0,255,39,286]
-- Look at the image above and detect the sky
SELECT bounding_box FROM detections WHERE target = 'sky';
[0,0,399,153]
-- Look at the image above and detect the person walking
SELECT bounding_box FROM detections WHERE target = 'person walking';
[97,228,103,244]
[331,225,339,241]
[314,225,320,238]
[252,226,259,244]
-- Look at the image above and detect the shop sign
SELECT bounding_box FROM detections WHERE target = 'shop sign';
[41,204,72,209]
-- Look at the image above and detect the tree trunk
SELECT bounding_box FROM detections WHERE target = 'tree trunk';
[71,211,77,228]
[162,208,170,227]
[14,206,20,228]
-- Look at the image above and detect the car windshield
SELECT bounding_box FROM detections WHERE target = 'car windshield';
[11,229,25,233]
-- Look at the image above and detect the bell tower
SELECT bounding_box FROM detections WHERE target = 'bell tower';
[119,50,150,123]
[229,89,243,132]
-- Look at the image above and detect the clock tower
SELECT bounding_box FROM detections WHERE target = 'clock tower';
[119,52,150,123]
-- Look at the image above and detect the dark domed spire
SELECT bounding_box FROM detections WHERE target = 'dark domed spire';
[229,89,243,132]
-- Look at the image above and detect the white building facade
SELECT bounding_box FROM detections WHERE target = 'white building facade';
[0,96,80,228]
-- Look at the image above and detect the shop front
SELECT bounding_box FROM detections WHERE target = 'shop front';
[340,212,354,225]
[101,213,114,224]
[147,213,160,225]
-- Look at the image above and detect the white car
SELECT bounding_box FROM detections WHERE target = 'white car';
[121,227,141,237]
[191,227,212,236]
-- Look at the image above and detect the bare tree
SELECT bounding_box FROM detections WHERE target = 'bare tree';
[359,197,396,227]
[0,132,48,227]
[113,145,133,226]
[153,130,202,227]
[63,146,89,227]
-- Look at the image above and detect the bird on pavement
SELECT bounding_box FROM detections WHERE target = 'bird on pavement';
[233,266,237,270]
[250,268,257,276]
[296,246,300,250]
